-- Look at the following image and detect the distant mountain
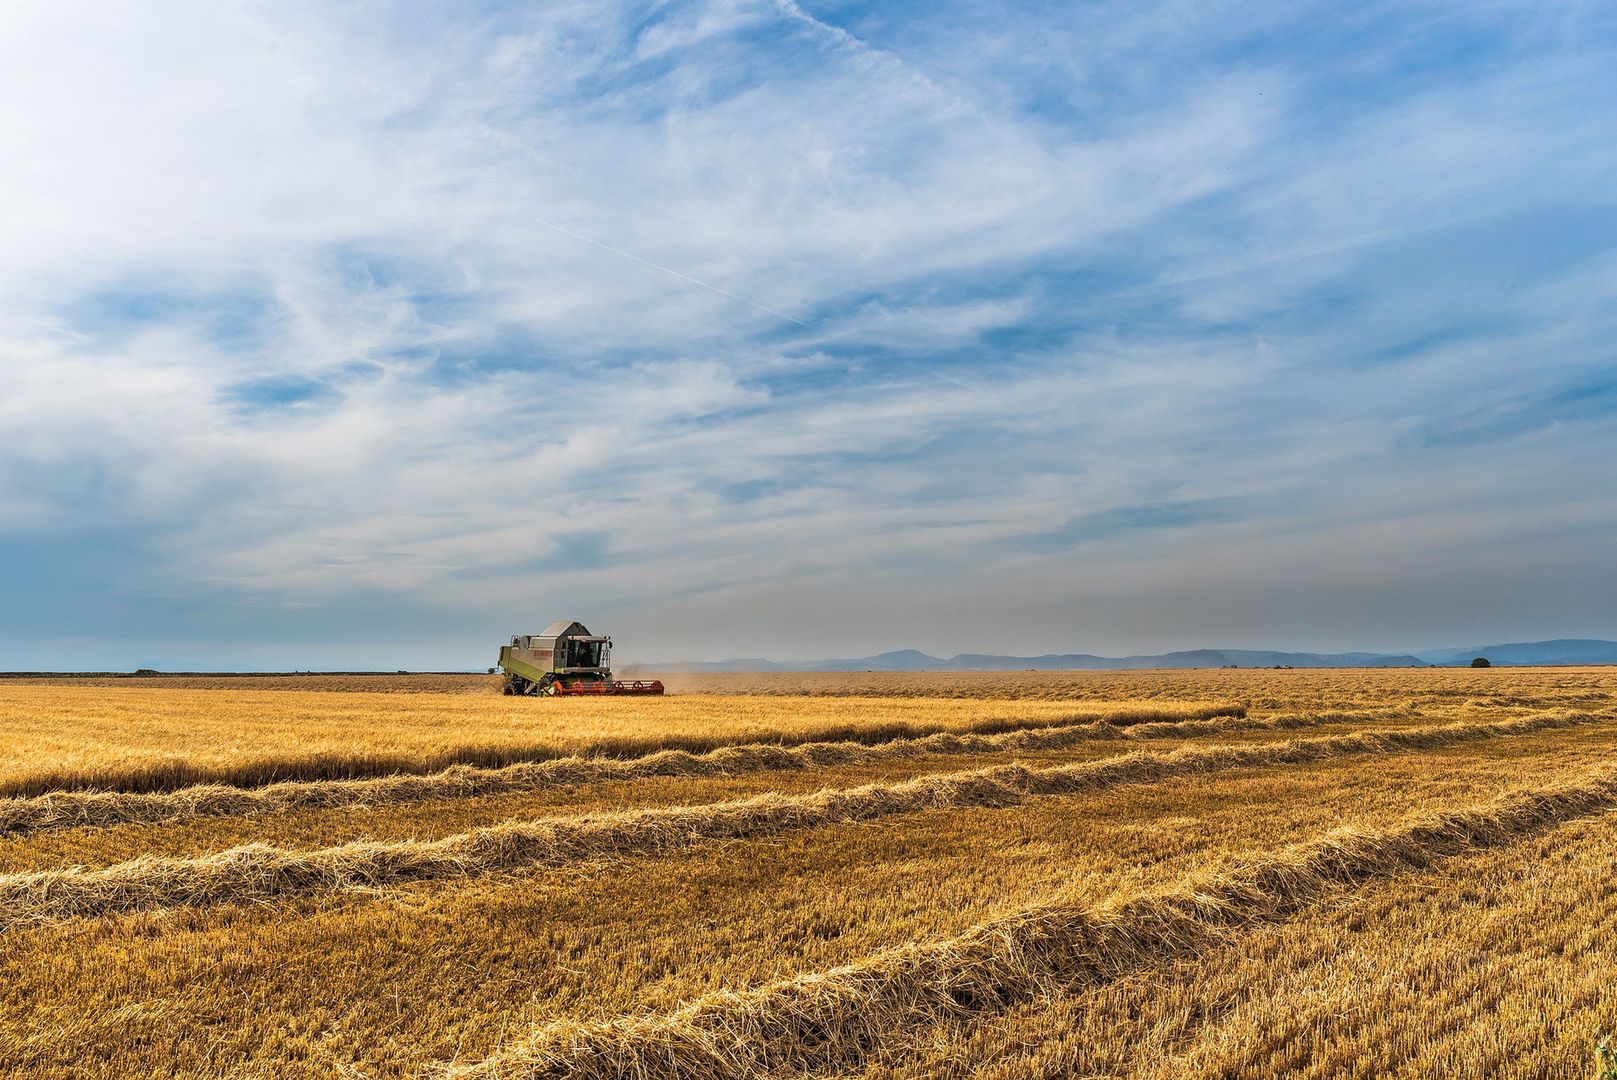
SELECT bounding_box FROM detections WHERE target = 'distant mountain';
[815,649,943,671]
[663,648,1428,672]
[928,649,1429,670]
[1416,639,1617,666]
[656,639,1617,673]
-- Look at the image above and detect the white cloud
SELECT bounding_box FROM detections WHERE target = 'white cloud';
[0,0,1614,664]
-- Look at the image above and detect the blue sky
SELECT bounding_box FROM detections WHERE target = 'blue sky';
[1,0,1614,668]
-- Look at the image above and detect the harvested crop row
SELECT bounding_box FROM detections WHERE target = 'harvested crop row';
[451,767,1617,1080]
[0,695,1245,799]
[0,711,1603,929]
[0,708,1395,837]
[848,813,1617,1079]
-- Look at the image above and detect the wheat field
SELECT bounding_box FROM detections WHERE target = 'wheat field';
[1,669,1614,1077]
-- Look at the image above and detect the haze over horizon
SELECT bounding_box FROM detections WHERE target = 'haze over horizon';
[3,1,1615,671]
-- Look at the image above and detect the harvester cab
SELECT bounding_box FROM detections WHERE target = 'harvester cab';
[498,620,664,696]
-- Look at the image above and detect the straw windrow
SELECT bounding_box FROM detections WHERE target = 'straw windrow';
[448,769,1617,1079]
[0,706,1392,837]
[0,701,1246,800]
[0,711,1604,930]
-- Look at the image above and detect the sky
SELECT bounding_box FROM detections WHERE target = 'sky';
[1,0,1615,670]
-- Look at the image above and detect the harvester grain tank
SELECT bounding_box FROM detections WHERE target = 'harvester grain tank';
[498,620,664,696]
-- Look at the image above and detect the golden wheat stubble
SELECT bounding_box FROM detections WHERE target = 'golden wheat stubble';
[0,684,1241,796]
[458,768,1617,1080]
[0,706,1428,868]
[853,810,1617,1080]
[0,710,1609,920]
[0,669,1611,1079]
[1,723,1613,1078]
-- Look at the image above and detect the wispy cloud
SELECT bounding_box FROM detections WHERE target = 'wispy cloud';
[0,0,1614,667]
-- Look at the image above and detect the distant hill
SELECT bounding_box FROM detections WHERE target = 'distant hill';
[1415,639,1617,666]
[659,639,1617,672]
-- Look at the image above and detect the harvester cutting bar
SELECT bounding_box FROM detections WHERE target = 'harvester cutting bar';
[612,679,666,695]
[552,679,666,696]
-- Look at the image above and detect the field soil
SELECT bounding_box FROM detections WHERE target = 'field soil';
[0,668,1612,1077]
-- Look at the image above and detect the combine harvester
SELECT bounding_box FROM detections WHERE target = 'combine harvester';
[498,620,664,696]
